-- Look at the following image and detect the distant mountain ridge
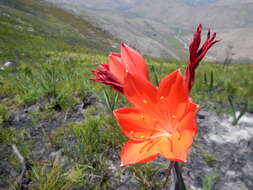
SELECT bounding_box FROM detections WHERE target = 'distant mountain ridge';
[43,0,253,62]
[182,0,218,6]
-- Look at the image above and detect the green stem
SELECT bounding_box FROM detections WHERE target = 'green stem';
[163,161,175,187]
[174,162,187,190]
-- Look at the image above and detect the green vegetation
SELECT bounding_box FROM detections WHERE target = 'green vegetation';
[0,104,9,124]
[130,163,164,189]
[203,173,218,190]
[1,56,96,107]
[68,116,125,162]
[0,0,118,64]
[0,126,16,144]
[29,162,84,190]
[202,150,218,167]
[48,114,127,189]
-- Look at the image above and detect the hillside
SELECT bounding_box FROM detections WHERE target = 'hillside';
[0,0,118,64]
[44,0,253,63]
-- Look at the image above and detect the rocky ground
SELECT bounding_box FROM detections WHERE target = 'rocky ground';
[186,110,253,190]
[0,97,252,189]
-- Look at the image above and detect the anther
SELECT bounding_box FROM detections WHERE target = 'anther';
[143,99,148,104]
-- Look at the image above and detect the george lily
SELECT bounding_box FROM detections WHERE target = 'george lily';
[91,43,149,93]
[114,70,199,167]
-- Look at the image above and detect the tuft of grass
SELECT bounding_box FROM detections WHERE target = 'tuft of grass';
[30,104,56,123]
[69,117,105,161]
[0,104,9,124]
[203,172,218,190]
[49,126,66,147]
[203,70,214,92]
[228,96,248,125]
[68,115,125,162]
[130,163,163,189]
[103,88,119,112]
[48,113,126,189]
[0,126,16,144]
[83,104,102,117]
[202,151,218,167]
[29,161,84,190]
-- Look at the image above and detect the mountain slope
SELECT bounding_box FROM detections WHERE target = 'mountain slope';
[43,0,189,60]
[128,0,253,29]
[43,0,253,62]
[0,0,118,64]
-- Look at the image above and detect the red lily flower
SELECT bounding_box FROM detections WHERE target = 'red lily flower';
[91,44,149,93]
[114,70,199,167]
[185,24,219,91]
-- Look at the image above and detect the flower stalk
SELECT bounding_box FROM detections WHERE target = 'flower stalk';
[174,162,187,190]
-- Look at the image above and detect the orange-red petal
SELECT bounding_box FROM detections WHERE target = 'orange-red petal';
[177,109,198,135]
[157,137,175,160]
[120,140,159,167]
[171,131,195,162]
[158,131,194,162]
[120,44,149,80]
[90,64,123,93]
[114,107,158,141]
[124,72,158,111]
[109,53,125,84]
[158,70,189,118]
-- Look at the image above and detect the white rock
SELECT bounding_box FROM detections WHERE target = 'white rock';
[4,61,13,67]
